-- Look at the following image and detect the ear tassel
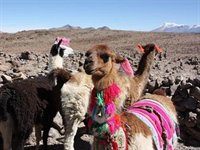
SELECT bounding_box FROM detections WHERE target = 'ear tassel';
[120,58,134,77]
[55,37,70,46]
[137,44,145,53]
[155,45,162,53]
[137,44,162,53]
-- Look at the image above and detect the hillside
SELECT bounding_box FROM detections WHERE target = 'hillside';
[0,29,200,58]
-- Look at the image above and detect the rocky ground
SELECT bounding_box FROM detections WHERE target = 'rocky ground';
[0,29,200,149]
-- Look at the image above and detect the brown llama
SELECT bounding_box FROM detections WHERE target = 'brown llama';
[83,44,178,150]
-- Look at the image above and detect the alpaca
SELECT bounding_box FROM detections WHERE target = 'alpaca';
[84,44,178,149]
[0,38,72,150]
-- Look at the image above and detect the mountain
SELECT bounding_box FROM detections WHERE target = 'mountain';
[97,26,110,30]
[152,23,200,33]
[50,24,110,30]
[50,24,82,30]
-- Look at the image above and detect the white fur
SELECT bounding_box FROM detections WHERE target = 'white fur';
[129,133,154,150]
[60,73,93,150]
[63,46,74,57]
[48,54,64,71]
[0,113,14,150]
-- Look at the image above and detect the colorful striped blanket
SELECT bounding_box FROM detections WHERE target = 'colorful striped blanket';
[128,99,178,150]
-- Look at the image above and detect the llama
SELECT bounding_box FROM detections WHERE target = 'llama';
[0,70,71,150]
[35,37,73,150]
[84,44,178,149]
[0,38,72,150]
[57,47,135,150]
[84,44,160,111]
[48,37,93,150]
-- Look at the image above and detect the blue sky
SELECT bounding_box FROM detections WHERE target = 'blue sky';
[0,0,199,32]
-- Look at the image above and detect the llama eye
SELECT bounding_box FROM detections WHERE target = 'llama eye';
[100,53,110,63]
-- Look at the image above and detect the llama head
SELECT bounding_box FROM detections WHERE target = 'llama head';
[48,37,74,71]
[83,44,124,78]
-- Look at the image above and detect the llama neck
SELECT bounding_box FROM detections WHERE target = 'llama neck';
[135,49,155,78]
[92,67,119,90]
[133,50,155,98]
[48,55,63,72]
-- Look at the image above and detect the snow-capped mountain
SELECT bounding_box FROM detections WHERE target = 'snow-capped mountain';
[152,23,200,33]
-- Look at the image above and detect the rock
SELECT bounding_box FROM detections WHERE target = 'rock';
[20,51,30,60]
[0,63,12,72]
[190,87,200,101]
[175,76,183,84]
[184,112,197,128]
[184,97,197,110]
[1,74,12,83]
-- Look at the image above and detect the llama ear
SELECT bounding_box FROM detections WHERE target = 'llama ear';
[137,44,145,53]
[56,39,62,48]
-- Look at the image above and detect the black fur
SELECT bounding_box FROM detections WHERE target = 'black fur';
[0,68,71,150]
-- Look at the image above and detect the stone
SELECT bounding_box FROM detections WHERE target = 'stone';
[190,87,200,101]
[184,112,197,128]
[184,97,197,110]
[1,74,12,83]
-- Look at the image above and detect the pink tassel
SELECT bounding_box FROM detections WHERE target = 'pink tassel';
[55,37,70,46]
[120,58,134,77]
[106,102,116,114]
[107,115,121,134]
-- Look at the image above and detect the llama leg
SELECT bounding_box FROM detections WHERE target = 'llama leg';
[35,124,42,150]
[63,119,80,150]
[12,137,25,150]
[0,115,13,150]
[42,125,51,150]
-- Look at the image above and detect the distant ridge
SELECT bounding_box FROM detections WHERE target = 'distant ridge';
[152,23,200,33]
[50,24,110,30]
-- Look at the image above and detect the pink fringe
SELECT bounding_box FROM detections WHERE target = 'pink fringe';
[120,58,134,76]
[55,37,70,46]
[108,114,121,134]
[106,102,116,114]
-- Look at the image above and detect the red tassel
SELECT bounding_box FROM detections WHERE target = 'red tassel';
[155,45,162,53]
[137,44,145,53]
[112,140,118,150]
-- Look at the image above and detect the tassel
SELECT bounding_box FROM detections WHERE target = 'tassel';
[155,45,162,53]
[112,140,118,150]
[120,58,134,76]
[55,37,70,46]
[104,83,121,104]
[106,102,116,115]
[137,44,145,53]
